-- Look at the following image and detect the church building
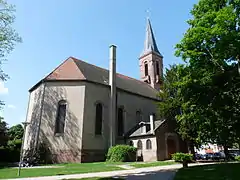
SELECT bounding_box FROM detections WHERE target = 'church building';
[23,19,188,163]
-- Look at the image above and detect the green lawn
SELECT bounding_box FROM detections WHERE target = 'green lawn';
[0,160,178,179]
[174,163,240,180]
[130,160,178,168]
[0,162,123,179]
[64,178,124,180]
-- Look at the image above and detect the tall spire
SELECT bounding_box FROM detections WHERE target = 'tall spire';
[141,19,162,57]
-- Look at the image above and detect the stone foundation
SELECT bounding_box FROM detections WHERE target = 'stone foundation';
[81,149,107,162]
[52,149,81,163]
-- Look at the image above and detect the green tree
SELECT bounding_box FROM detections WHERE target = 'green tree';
[157,64,199,153]
[0,0,21,113]
[7,124,23,140]
[175,0,240,156]
[0,117,8,146]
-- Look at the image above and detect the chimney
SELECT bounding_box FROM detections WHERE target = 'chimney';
[109,45,117,147]
[150,114,155,134]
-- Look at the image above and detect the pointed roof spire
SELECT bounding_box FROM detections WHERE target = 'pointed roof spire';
[141,18,162,57]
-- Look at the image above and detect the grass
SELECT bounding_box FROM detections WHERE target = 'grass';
[0,160,178,179]
[0,162,123,179]
[130,160,178,168]
[174,162,240,180]
[64,178,124,180]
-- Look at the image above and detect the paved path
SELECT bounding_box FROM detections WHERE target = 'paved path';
[6,162,216,180]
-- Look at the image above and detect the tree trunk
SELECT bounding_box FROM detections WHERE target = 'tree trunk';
[223,145,229,161]
[188,140,195,161]
[182,161,188,168]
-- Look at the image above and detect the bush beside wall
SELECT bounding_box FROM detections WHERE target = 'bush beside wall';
[106,145,137,162]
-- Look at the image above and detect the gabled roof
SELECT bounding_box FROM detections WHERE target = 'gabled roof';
[140,19,162,57]
[125,120,165,138]
[29,57,160,100]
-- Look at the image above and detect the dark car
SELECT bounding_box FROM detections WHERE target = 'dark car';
[212,152,222,160]
[202,153,214,160]
[195,153,202,160]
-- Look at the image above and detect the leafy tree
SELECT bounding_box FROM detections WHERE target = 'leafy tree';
[0,0,21,109]
[157,64,199,153]
[175,0,240,156]
[0,0,21,81]
[0,117,8,146]
[7,124,24,140]
[157,64,182,120]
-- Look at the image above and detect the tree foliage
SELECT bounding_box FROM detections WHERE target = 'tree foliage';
[0,0,21,81]
[0,117,8,146]
[158,0,240,154]
[7,124,24,140]
[174,0,240,149]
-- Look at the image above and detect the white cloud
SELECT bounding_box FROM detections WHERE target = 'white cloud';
[0,81,8,95]
[7,104,16,109]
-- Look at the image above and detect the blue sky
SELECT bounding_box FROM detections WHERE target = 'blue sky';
[1,0,198,126]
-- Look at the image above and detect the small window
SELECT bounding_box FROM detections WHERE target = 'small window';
[146,139,152,149]
[136,111,141,124]
[117,107,124,136]
[95,103,103,135]
[144,63,148,76]
[137,140,142,150]
[129,141,134,146]
[156,61,160,75]
[55,100,67,134]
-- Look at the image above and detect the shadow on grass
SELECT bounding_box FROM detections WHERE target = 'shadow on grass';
[174,162,240,180]
[64,169,177,180]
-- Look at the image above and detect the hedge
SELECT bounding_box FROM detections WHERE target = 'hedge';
[106,145,137,162]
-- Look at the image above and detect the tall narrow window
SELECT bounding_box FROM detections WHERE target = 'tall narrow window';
[146,139,152,149]
[55,100,67,134]
[137,140,142,150]
[136,111,141,124]
[156,61,160,75]
[117,108,124,136]
[144,63,148,76]
[95,103,103,135]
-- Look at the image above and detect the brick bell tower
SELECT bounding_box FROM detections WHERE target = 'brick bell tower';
[139,18,163,90]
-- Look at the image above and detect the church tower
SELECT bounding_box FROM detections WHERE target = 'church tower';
[139,19,163,90]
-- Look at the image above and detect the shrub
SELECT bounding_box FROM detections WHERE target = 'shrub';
[235,155,240,161]
[172,152,193,168]
[106,145,137,162]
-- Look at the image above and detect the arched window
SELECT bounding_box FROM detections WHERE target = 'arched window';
[129,141,134,146]
[146,139,152,149]
[95,103,103,135]
[137,140,142,150]
[136,111,141,124]
[144,63,148,76]
[117,107,124,136]
[55,100,67,134]
[156,61,160,75]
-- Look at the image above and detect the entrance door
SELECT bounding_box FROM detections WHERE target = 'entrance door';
[167,138,176,159]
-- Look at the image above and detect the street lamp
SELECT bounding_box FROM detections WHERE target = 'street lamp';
[17,121,30,176]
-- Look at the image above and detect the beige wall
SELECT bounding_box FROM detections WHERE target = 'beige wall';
[24,84,44,150]
[117,90,157,134]
[24,81,85,162]
[82,81,158,151]
[40,81,85,152]
[82,82,110,151]
[25,80,158,162]
[128,137,157,162]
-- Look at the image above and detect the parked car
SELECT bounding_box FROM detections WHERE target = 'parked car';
[202,153,214,160]
[212,152,225,160]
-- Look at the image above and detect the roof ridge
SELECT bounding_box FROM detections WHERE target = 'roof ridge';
[70,56,157,90]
